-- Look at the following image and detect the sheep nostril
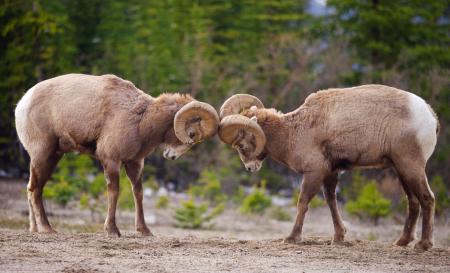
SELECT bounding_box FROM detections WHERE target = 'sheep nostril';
[170,155,176,160]
[246,167,251,171]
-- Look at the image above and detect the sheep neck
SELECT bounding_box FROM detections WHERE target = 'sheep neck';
[256,111,292,168]
[258,107,315,173]
[139,94,193,144]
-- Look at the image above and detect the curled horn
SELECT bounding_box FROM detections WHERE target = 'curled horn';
[174,101,219,144]
[219,94,264,119]
[218,114,266,157]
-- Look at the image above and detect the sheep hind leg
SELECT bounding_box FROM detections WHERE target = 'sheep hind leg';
[27,165,37,232]
[125,160,152,236]
[323,172,347,244]
[284,171,325,244]
[393,158,434,251]
[412,173,435,251]
[394,176,420,247]
[27,197,37,232]
[28,151,61,233]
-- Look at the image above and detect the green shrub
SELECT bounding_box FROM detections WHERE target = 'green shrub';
[79,193,90,209]
[189,169,226,204]
[240,184,271,215]
[292,189,299,206]
[310,196,326,208]
[53,153,96,181]
[174,199,224,229]
[393,194,408,215]
[430,175,450,217]
[270,206,292,221]
[366,232,378,241]
[43,177,77,207]
[79,192,103,222]
[292,190,325,209]
[118,171,134,210]
[44,153,97,207]
[232,186,246,205]
[342,170,367,201]
[145,176,159,191]
[345,182,391,225]
[44,153,155,215]
[88,173,106,199]
[155,195,170,209]
[79,174,106,221]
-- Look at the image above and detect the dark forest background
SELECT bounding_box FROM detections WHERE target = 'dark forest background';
[1,0,449,192]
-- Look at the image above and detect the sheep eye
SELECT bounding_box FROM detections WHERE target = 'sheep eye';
[238,144,244,150]
[189,132,196,138]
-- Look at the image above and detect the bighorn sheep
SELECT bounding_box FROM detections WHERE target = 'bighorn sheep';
[15,73,219,237]
[219,85,439,250]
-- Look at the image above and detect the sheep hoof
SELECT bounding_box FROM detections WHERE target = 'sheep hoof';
[107,230,121,238]
[332,237,346,245]
[414,240,433,251]
[137,226,153,236]
[39,227,57,234]
[394,235,414,247]
[105,225,121,237]
[283,236,300,244]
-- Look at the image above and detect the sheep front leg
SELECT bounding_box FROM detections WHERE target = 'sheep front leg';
[284,172,325,244]
[125,160,152,236]
[103,160,121,237]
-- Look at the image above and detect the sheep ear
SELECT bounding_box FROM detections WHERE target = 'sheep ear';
[250,116,258,123]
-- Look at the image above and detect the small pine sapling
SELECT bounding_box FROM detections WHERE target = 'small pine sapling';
[345,182,391,225]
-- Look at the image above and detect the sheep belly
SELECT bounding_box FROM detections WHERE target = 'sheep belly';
[322,118,394,171]
[323,139,392,171]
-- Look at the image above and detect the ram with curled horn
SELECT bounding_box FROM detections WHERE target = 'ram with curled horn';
[219,85,439,251]
[15,73,219,237]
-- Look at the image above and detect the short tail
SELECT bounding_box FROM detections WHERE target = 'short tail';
[436,117,440,135]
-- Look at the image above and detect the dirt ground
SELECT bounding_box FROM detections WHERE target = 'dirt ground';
[1,180,449,273]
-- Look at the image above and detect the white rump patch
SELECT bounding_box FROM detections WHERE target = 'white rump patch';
[15,86,35,121]
[407,93,437,161]
[15,86,36,147]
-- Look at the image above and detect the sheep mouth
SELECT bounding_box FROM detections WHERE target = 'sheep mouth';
[244,161,262,172]
[163,150,180,160]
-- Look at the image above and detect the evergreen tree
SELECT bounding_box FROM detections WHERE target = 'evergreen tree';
[327,0,450,69]
[0,0,75,173]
